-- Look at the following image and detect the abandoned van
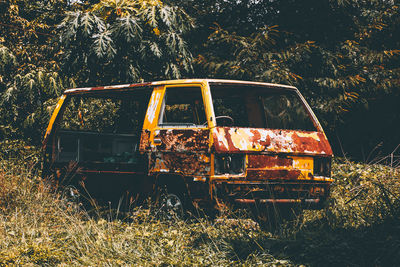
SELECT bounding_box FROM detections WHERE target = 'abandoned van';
[42,79,333,224]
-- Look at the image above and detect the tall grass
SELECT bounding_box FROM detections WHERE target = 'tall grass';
[0,153,284,265]
[0,141,399,266]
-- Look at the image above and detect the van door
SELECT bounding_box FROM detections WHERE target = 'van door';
[140,84,212,178]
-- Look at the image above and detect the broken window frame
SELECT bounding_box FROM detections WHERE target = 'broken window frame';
[157,85,209,129]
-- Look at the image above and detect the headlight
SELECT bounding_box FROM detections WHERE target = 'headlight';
[313,157,332,177]
[214,154,245,175]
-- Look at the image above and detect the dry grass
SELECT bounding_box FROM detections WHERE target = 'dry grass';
[0,156,288,266]
[0,142,400,266]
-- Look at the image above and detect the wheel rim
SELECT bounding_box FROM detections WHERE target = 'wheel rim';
[62,185,80,203]
[160,193,184,219]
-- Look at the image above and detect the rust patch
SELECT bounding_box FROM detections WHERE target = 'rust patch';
[246,169,302,180]
[149,152,211,176]
[155,129,209,152]
[291,132,333,155]
[139,130,151,151]
[213,127,333,156]
[247,155,292,169]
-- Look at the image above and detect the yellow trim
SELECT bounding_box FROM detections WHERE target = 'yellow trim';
[202,81,216,128]
[210,177,333,183]
[210,153,215,177]
[43,95,67,141]
[307,177,334,182]
[142,86,164,130]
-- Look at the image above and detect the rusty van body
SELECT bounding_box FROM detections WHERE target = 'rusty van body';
[43,79,333,215]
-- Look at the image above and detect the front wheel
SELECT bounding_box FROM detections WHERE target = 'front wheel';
[153,185,188,220]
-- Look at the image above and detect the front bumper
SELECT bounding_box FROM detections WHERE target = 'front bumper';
[212,180,331,209]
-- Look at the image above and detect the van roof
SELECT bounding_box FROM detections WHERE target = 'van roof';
[63,79,297,95]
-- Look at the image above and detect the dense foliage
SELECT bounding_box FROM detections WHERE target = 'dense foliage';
[59,0,194,85]
[0,0,399,159]
[184,0,400,159]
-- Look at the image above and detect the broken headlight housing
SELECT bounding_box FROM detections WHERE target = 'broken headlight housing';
[313,157,332,177]
[214,154,245,175]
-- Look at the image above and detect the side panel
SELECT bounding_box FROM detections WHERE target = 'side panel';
[212,127,333,156]
[43,90,153,207]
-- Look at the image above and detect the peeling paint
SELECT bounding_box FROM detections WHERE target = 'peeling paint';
[149,152,211,176]
[151,129,209,152]
[146,91,162,125]
[212,127,333,156]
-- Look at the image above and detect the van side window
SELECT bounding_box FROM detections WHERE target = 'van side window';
[61,97,143,134]
[210,85,317,131]
[159,86,206,127]
[56,93,149,163]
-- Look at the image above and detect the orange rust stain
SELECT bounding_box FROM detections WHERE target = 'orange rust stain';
[155,129,209,152]
[247,155,292,169]
[139,130,151,151]
[213,127,332,156]
[246,169,302,180]
[149,152,211,176]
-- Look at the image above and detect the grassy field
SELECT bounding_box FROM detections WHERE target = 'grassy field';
[0,140,399,266]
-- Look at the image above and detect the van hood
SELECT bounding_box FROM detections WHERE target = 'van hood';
[212,127,332,156]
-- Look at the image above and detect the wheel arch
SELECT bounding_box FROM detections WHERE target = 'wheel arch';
[154,173,189,195]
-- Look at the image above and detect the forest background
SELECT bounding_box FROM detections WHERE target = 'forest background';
[0,0,399,160]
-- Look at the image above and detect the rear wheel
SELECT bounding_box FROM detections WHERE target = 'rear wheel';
[61,185,80,203]
[61,185,82,211]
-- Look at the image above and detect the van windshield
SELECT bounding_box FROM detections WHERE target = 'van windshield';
[210,85,318,131]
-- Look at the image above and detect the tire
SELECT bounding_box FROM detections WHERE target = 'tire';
[61,185,82,212]
[153,184,187,221]
[61,185,81,203]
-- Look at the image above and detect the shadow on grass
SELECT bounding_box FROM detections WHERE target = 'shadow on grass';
[264,216,400,266]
